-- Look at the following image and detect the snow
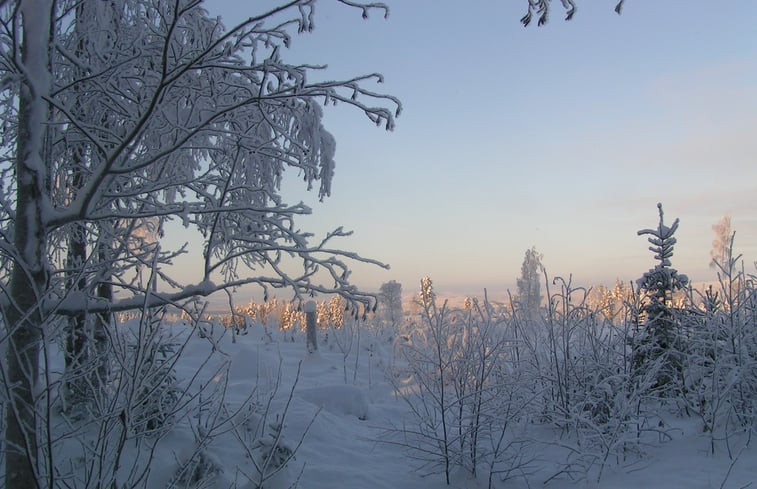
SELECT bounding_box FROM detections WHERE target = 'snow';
[62,318,755,489]
[299,384,370,419]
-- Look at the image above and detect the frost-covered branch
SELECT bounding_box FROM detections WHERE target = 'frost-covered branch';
[0,3,399,486]
[2,0,399,317]
[521,0,625,27]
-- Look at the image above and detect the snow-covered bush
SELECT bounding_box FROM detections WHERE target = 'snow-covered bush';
[680,241,757,454]
[251,419,295,481]
[127,316,182,435]
[37,308,220,489]
[513,273,667,483]
[388,278,459,484]
[169,448,223,489]
[389,278,528,487]
[232,362,312,489]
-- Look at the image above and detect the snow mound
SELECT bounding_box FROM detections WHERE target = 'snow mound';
[226,345,279,392]
[298,384,371,420]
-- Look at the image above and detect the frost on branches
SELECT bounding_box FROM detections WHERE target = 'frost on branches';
[378,280,403,327]
[633,203,689,391]
[516,246,543,319]
[0,1,399,488]
[520,0,626,27]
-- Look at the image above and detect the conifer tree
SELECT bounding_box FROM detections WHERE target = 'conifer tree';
[633,203,688,389]
[516,247,543,319]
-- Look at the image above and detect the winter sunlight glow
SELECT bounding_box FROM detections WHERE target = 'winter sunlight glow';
[4,2,757,489]
[195,0,757,302]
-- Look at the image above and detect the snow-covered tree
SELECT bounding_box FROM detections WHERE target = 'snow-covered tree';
[0,1,399,487]
[633,203,689,390]
[378,280,403,327]
[516,246,543,319]
[710,214,734,272]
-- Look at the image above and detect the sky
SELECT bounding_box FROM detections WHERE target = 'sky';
[179,0,757,302]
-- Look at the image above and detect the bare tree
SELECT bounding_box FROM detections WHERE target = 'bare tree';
[0,1,399,487]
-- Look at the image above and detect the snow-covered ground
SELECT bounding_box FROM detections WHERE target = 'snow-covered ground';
[109,318,754,489]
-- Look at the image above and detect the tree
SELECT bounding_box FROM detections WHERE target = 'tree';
[305,300,318,353]
[516,246,543,319]
[633,203,689,390]
[708,214,745,315]
[0,1,399,487]
[378,280,403,327]
[710,214,734,271]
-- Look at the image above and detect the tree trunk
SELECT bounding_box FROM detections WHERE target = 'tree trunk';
[5,71,47,489]
[305,301,317,353]
[64,206,89,407]
[63,0,89,407]
[93,234,113,389]
[4,2,51,488]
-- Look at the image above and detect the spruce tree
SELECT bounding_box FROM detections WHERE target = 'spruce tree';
[516,247,543,319]
[633,203,689,390]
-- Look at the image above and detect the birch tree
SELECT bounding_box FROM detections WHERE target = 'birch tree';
[0,1,399,487]
[710,214,733,272]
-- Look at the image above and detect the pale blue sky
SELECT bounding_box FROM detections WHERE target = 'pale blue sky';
[178,1,757,300]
